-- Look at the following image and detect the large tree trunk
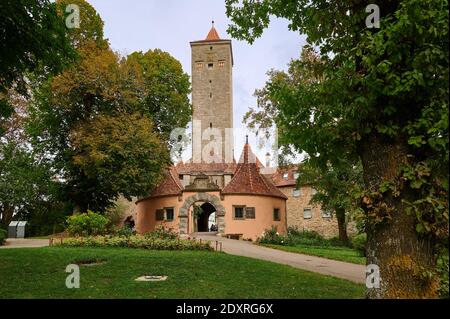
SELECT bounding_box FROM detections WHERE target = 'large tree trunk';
[0,206,15,228]
[335,206,348,243]
[359,134,439,299]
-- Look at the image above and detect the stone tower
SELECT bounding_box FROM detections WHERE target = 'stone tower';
[190,22,234,163]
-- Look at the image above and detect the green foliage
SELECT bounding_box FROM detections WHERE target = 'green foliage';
[0,228,7,245]
[70,112,170,205]
[258,226,349,248]
[350,233,367,257]
[114,224,134,237]
[28,28,188,213]
[127,50,192,141]
[104,201,128,229]
[226,0,448,297]
[0,0,75,97]
[144,225,178,240]
[437,254,449,299]
[56,0,108,49]
[55,235,212,251]
[66,211,109,236]
[257,226,289,245]
[0,142,63,228]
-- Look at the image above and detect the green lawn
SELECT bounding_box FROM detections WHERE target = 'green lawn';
[261,244,366,265]
[0,247,364,298]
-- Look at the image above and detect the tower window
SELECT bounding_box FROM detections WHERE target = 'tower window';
[273,208,281,221]
[196,62,203,70]
[218,60,225,68]
[209,80,212,83]
[208,63,213,69]
[210,46,213,50]
[210,92,212,98]
[210,123,212,128]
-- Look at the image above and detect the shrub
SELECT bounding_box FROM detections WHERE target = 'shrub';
[105,201,127,229]
[144,225,178,240]
[257,226,291,246]
[54,235,212,251]
[115,224,134,237]
[66,210,109,236]
[351,233,367,257]
[0,228,7,245]
[286,227,329,246]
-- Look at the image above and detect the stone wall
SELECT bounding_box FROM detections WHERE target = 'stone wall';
[191,40,233,162]
[280,185,341,238]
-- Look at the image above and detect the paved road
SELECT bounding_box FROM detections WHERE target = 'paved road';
[193,233,366,284]
[0,238,49,249]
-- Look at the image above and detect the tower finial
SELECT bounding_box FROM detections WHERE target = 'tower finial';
[212,20,214,26]
[245,134,249,144]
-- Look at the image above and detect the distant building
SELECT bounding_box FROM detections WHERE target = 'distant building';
[270,166,344,238]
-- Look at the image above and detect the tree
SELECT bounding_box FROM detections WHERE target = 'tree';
[226,0,449,298]
[69,112,170,211]
[0,0,74,136]
[27,3,190,213]
[244,47,360,242]
[299,158,363,243]
[127,50,191,141]
[56,0,108,49]
[0,141,61,228]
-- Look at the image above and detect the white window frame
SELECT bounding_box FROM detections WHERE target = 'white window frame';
[303,208,312,219]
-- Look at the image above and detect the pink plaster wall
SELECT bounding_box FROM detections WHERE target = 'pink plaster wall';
[136,196,181,234]
[136,192,287,241]
[221,195,287,240]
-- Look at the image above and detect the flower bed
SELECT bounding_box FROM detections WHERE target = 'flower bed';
[53,235,212,251]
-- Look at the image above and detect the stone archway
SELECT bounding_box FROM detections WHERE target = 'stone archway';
[178,193,225,234]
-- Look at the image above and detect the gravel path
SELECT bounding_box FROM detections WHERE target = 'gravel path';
[193,233,366,284]
[0,238,49,249]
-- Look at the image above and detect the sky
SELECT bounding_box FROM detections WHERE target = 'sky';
[88,0,307,162]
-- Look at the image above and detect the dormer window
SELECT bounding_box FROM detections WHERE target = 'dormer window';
[282,172,289,179]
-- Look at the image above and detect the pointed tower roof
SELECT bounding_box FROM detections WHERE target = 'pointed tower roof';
[136,166,182,202]
[205,20,220,41]
[222,140,287,199]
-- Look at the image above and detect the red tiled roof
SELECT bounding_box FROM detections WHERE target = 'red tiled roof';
[146,166,182,198]
[222,143,287,199]
[205,24,220,41]
[176,160,236,174]
[270,166,299,187]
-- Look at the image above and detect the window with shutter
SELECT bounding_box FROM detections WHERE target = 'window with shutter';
[245,207,255,219]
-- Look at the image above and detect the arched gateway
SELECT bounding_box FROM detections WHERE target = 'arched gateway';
[178,193,225,234]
